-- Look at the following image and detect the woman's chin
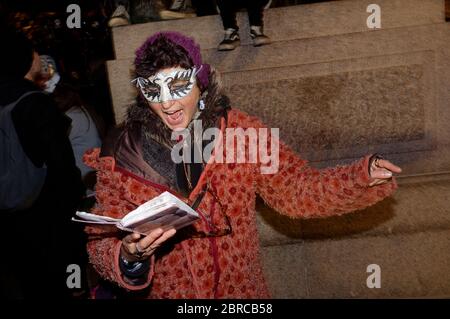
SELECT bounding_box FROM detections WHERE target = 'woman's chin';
[171,125,187,131]
[166,120,189,131]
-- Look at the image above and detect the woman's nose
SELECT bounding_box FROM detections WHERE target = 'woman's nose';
[160,99,175,109]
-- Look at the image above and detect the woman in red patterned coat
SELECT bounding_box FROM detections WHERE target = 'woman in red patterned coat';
[83,31,402,298]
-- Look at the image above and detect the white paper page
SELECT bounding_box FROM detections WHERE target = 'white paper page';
[120,192,199,230]
[73,211,120,224]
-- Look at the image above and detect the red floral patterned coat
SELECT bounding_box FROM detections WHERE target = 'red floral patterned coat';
[84,109,397,298]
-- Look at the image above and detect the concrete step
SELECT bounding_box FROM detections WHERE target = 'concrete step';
[257,175,450,246]
[261,229,450,298]
[111,0,444,59]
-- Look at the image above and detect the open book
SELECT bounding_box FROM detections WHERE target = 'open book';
[72,191,200,235]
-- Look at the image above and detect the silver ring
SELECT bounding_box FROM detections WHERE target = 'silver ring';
[135,242,144,255]
[371,157,382,170]
[374,158,380,167]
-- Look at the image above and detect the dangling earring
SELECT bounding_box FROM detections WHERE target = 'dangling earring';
[198,99,205,110]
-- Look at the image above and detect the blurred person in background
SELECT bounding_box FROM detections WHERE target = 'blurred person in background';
[39,55,104,193]
[0,28,87,299]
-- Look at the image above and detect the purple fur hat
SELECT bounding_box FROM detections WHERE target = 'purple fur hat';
[134,31,210,90]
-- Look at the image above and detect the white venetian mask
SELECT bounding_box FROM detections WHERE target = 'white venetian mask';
[132,67,198,103]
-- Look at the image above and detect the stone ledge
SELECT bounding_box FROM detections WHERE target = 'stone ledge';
[261,229,450,298]
[257,174,450,247]
[112,0,444,59]
[202,23,448,73]
[108,23,449,125]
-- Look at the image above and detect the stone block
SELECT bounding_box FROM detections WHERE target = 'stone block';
[261,230,450,298]
[257,177,450,246]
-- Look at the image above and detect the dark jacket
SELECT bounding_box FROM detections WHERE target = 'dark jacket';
[0,78,86,299]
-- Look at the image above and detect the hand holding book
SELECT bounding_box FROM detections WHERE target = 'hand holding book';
[121,227,177,262]
[72,191,200,235]
[73,191,199,262]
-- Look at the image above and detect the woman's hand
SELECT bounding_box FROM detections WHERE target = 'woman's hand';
[369,156,402,186]
[120,228,177,262]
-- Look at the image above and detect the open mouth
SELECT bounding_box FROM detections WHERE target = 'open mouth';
[164,109,184,126]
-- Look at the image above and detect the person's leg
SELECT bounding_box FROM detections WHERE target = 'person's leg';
[216,0,239,30]
[112,0,130,10]
[190,0,218,17]
[246,0,271,46]
[216,0,242,51]
[246,0,270,27]
[129,0,194,23]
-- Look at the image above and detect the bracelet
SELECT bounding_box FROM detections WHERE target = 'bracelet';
[119,254,150,278]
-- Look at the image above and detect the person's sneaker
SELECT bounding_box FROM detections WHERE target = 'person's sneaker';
[108,5,130,27]
[170,0,185,11]
[250,25,271,47]
[158,9,196,20]
[218,28,240,51]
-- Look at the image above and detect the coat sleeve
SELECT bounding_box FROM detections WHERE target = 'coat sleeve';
[83,149,155,290]
[230,110,398,219]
